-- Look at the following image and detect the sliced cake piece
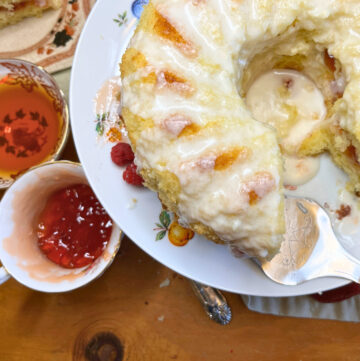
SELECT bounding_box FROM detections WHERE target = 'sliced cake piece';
[0,0,62,29]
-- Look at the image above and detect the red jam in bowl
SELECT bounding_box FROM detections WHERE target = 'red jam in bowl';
[37,184,113,269]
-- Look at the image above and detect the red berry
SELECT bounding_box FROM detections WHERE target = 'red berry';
[123,163,144,186]
[310,282,360,303]
[111,142,134,166]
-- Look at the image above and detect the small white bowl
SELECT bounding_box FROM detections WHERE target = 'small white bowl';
[0,161,122,292]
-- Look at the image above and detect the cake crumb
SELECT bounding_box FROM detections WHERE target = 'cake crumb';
[158,315,165,322]
[159,278,170,288]
[284,184,297,191]
[283,77,294,89]
[336,204,351,220]
[126,198,138,209]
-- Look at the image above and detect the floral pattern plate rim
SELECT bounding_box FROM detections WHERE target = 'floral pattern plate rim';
[0,0,95,73]
[70,0,349,296]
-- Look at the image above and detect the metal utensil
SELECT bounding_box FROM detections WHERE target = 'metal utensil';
[190,280,232,325]
[258,196,360,285]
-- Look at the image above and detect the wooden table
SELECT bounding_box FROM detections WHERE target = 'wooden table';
[1,135,360,361]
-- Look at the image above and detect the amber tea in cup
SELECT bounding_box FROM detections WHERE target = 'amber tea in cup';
[0,59,69,189]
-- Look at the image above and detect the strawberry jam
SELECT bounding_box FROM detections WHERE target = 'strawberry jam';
[37,184,112,269]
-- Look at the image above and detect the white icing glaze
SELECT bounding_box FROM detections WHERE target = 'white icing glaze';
[134,119,283,244]
[283,155,320,186]
[246,69,326,154]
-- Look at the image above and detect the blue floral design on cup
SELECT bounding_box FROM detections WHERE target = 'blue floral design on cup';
[131,0,149,19]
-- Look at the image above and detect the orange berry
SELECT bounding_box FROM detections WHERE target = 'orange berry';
[168,221,194,247]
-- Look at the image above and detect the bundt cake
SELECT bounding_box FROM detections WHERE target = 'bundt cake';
[121,0,360,258]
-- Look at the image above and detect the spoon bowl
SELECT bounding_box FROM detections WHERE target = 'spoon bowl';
[258,197,360,286]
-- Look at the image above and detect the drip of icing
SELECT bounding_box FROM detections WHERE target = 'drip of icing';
[283,155,320,186]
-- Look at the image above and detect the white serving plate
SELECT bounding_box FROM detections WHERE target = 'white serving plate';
[70,0,354,296]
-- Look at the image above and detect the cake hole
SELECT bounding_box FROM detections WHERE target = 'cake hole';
[245,69,326,155]
[237,29,347,187]
[238,30,346,111]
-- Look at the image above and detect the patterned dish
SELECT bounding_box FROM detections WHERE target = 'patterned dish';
[0,0,95,73]
[70,0,356,296]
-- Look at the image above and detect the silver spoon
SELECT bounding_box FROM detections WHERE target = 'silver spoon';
[258,196,360,285]
[190,280,232,325]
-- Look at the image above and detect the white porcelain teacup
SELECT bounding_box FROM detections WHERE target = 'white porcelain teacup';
[0,161,122,292]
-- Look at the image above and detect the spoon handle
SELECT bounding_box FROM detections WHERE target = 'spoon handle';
[326,247,360,283]
[189,280,232,325]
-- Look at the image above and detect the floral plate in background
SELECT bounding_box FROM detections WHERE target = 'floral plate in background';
[0,0,96,73]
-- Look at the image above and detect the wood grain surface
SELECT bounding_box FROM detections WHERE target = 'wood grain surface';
[1,135,360,361]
